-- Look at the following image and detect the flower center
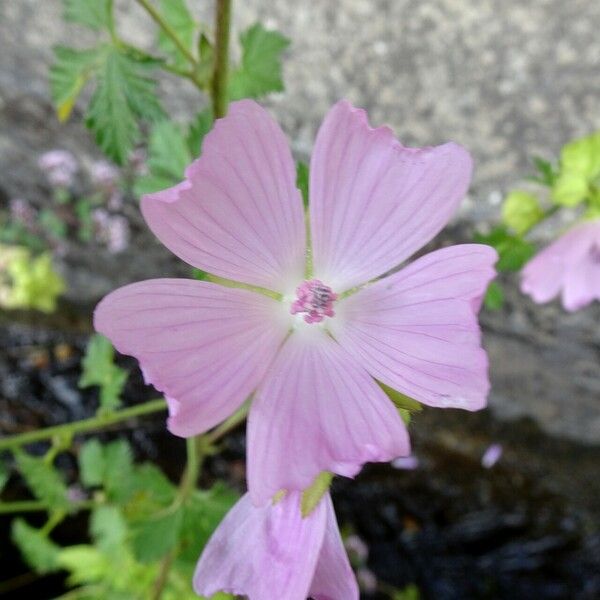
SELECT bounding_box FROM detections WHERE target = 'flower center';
[290,279,338,324]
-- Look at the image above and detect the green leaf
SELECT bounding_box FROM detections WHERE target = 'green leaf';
[50,45,101,122]
[501,190,544,235]
[474,226,536,272]
[134,120,192,196]
[103,439,134,502]
[560,132,600,180]
[130,507,183,562]
[127,463,177,516]
[86,47,164,164]
[79,438,105,487]
[229,24,290,100]
[483,280,504,311]
[187,108,213,157]
[58,545,110,585]
[79,333,128,411]
[552,132,600,206]
[296,161,309,207]
[63,0,112,31]
[15,451,69,510]
[4,250,65,313]
[91,505,128,552]
[157,0,196,68]
[301,471,333,517]
[551,171,589,207]
[11,519,61,574]
[530,156,557,187]
[377,381,423,413]
[179,484,239,562]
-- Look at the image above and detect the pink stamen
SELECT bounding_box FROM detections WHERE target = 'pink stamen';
[290,279,338,323]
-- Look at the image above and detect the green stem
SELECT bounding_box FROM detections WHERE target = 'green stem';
[0,499,96,515]
[205,399,249,445]
[0,399,166,452]
[211,0,232,118]
[135,0,198,67]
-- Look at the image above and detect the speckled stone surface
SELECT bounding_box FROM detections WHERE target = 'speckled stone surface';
[1,0,599,444]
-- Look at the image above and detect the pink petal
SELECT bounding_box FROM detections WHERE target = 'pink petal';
[141,101,305,294]
[94,279,289,437]
[309,494,360,600]
[247,326,410,505]
[309,100,473,291]
[521,219,600,311]
[329,245,497,411]
[193,492,327,600]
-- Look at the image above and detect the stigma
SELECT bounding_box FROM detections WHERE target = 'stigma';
[290,279,338,324]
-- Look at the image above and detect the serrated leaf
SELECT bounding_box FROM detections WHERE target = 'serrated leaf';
[103,440,134,502]
[378,381,423,412]
[130,507,183,562]
[301,471,333,517]
[15,451,69,510]
[79,333,127,411]
[134,119,192,196]
[50,45,101,122]
[179,484,239,562]
[229,24,290,100]
[86,47,164,164]
[91,505,128,552]
[11,518,61,574]
[79,438,105,487]
[157,0,196,67]
[63,0,112,31]
[296,161,309,208]
[187,108,213,157]
[127,463,177,517]
[483,280,504,311]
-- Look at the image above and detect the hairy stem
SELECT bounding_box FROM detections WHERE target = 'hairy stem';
[211,0,232,118]
[135,0,198,67]
[0,399,166,452]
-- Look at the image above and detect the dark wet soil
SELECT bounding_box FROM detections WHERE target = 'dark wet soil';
[0,317,599,600]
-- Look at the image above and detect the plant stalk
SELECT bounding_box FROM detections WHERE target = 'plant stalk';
[0,399,166,452]
[135,0,198,67]
[211,0,232,118]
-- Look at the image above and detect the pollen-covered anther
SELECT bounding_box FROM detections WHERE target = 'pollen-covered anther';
[290,279,338,323]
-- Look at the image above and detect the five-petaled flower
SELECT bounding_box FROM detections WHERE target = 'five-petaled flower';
[95,100,497,505]
[521,218,600,311]
[194,491,358,600]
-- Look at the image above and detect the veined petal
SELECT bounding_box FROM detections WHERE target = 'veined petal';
[309,494,360,600]
[94,279,289,437]
[310,100,472,291]
[193,492,327,600]
[141,100,306,294]
[521,219,600,311]
[330,245,497,411]
[247,326,409,505]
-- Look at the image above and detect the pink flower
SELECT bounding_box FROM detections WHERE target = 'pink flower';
[94,100,496,504]
[193,491,358,600]
[521,219,600,311]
